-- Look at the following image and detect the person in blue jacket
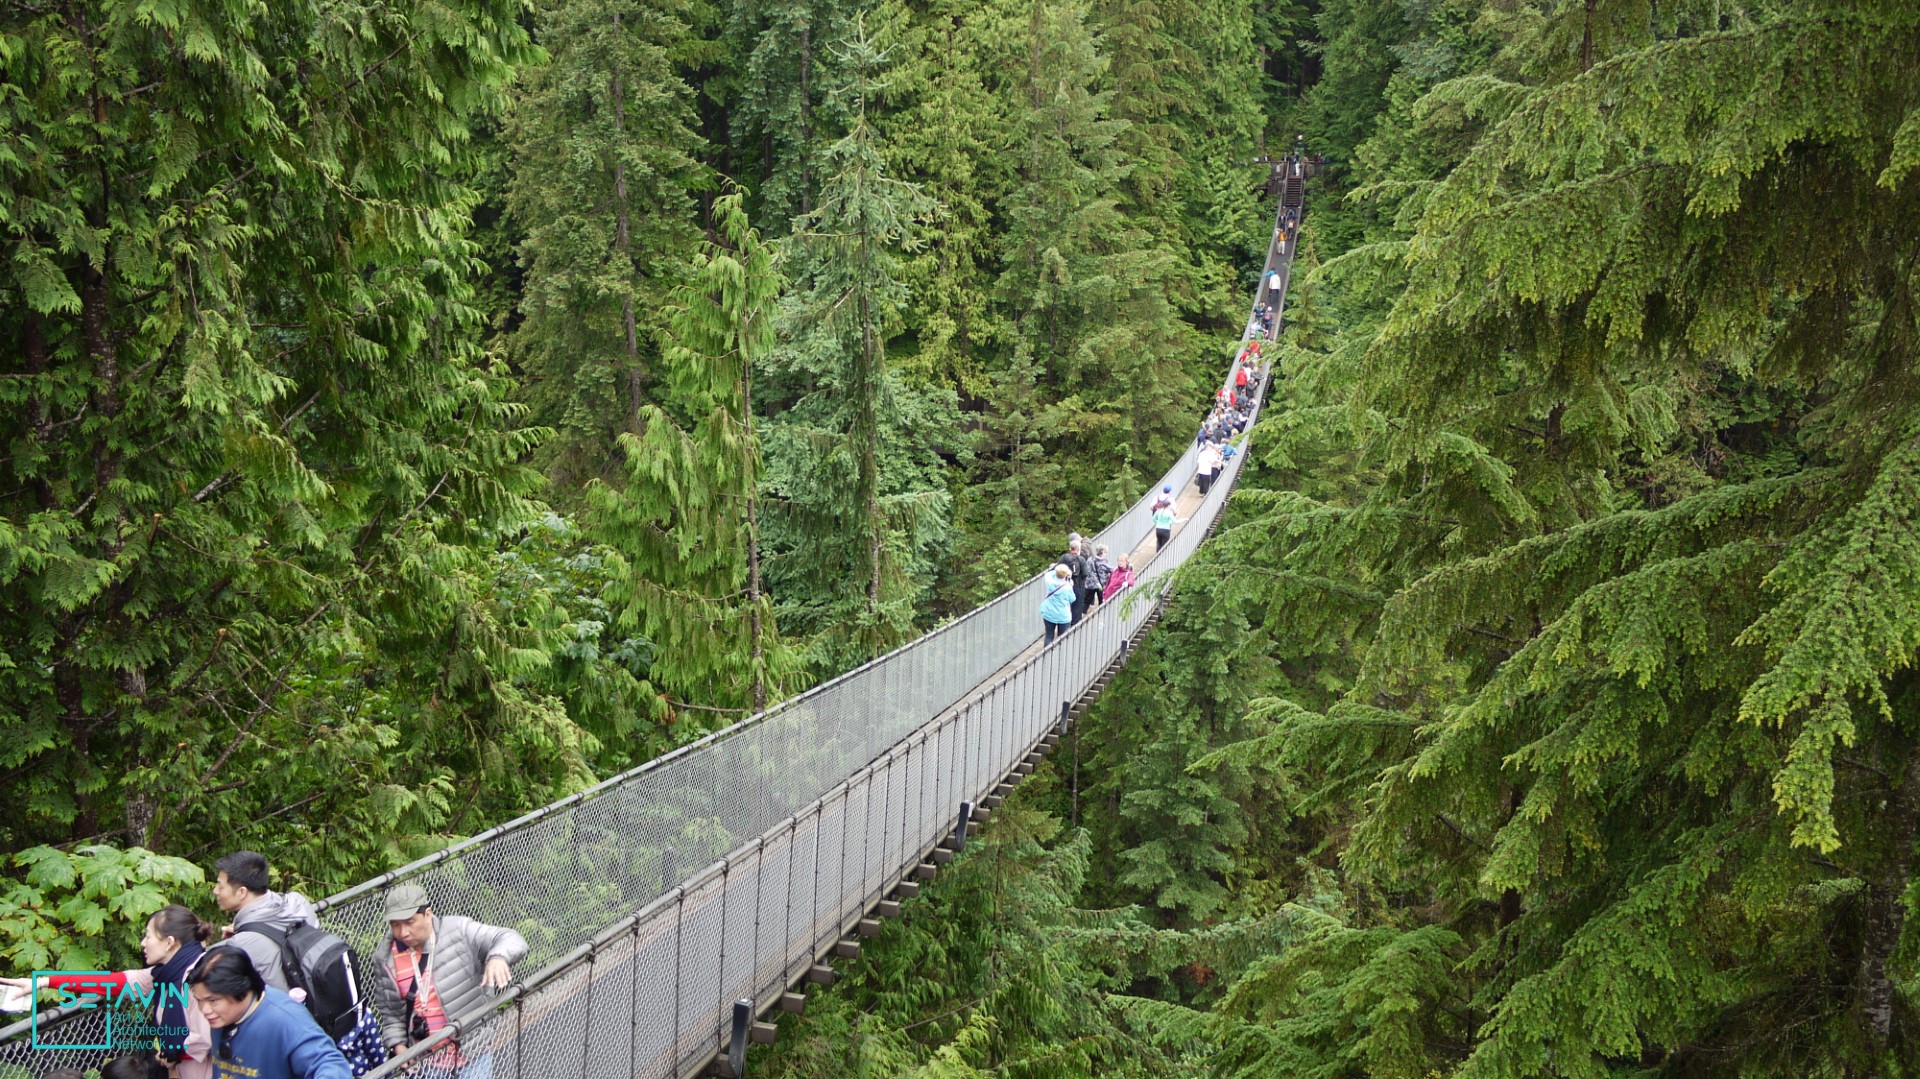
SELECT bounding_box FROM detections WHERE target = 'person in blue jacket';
[189,948,353,1079]
[1039,564,1075,645]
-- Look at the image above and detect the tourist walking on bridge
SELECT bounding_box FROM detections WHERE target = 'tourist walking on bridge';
[1071,541,1101,621]
[211,851,382,1073]
[371,883,527,1077]
[1089,544,1115,609]
[1040,565,1075,645]
[1103,554,1135,600]
[1153,501,1179,552]
[212,852,321,996]
[1058,536,1098,623]
[1197,440,1224,495]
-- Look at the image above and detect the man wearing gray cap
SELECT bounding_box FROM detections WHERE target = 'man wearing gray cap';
[369,883,528,1071]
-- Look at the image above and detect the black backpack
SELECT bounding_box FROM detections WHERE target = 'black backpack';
[236,922,367,1040]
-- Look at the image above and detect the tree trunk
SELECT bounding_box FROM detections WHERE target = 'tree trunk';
[24,313,54,510]
[610,17,642,429]
[1853,744,1920,1068]
[1580,0,1596,71]
[743,349,766,712]
[858,274,882,627]
[125,792,157,848]
[1498,784,1524,929]
[799,22,813,216]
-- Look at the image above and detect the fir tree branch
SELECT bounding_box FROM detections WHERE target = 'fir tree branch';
[1434,813,1490,853]
[664,697,751,715]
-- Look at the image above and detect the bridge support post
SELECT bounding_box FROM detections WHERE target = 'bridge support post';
[727,998,751,1077]
[662,845,678,893]
[1058,700,1070,734]
[955,802,972,849]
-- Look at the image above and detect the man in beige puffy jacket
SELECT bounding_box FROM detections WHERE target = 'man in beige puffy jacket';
[370,883,528,1068]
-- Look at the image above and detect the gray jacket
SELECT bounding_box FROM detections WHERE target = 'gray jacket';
[372,914,530,1049]
[226,890,321,992]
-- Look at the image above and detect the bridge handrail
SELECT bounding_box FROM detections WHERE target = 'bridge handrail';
[361,179,1301,1079]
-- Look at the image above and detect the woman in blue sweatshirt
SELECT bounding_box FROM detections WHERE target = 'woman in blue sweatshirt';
[189,949,352,1079]
[1039,564,1075,645]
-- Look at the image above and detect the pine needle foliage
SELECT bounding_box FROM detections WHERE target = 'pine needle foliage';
[1137,1,1920,1075]
[0,0,631,885]
[507,0,711,490]
[751,801,1178,1079]
[718,0,862,228]
[586,189,799,718]
[758,20,957,668]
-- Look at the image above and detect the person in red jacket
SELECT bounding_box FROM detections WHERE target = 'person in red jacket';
[1102,554,1136,601]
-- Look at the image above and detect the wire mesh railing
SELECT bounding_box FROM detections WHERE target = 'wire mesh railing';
[356,181,1297,1079]
[0,158,1305,1079]
[369,332,1273,1079]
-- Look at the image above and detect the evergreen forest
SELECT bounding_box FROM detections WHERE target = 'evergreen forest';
[7,0,1920,1076]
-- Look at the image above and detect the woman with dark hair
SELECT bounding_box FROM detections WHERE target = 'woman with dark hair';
[3,905,215,1078]
[188,949,351,1079]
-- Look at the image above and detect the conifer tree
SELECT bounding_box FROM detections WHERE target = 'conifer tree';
[997,0,1197,481]
[0,0,609,872]
[587,189,795,716]
[1093,0,1267,305]
[759,21,955,665]
[868,0,1019,379]
[751,802,1168,1079]
[507,0,710,490]
[1076,623,1259,925]
[720,0,861,228]
[1162,2,1920,1075]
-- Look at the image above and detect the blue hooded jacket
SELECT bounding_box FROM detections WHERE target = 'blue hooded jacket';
[210,987,353,1079]
[1039,575,1075,625]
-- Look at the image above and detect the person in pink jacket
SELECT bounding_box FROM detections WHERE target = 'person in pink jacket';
[3,905,216,1078]
[1102,554,1136,600]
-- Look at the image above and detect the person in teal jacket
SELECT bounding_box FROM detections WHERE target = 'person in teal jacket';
[1153,502,1179,551]
[1039,564,1075,645]
[189,949,352,1079]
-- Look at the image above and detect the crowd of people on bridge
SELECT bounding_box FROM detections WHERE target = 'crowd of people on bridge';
[1033,194,1299,647]
[1037,337,1267,645]
[12,851,523,1079]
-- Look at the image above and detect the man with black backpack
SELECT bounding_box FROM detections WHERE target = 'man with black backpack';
[213,852,324,996]
[212,851,371,1062]
[370,883,527,1073]
[1059,536,1099,624]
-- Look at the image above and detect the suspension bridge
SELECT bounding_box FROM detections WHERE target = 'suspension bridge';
[1,159,1310,1079]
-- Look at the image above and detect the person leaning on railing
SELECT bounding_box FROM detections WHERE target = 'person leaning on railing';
[370,884,528,1075]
